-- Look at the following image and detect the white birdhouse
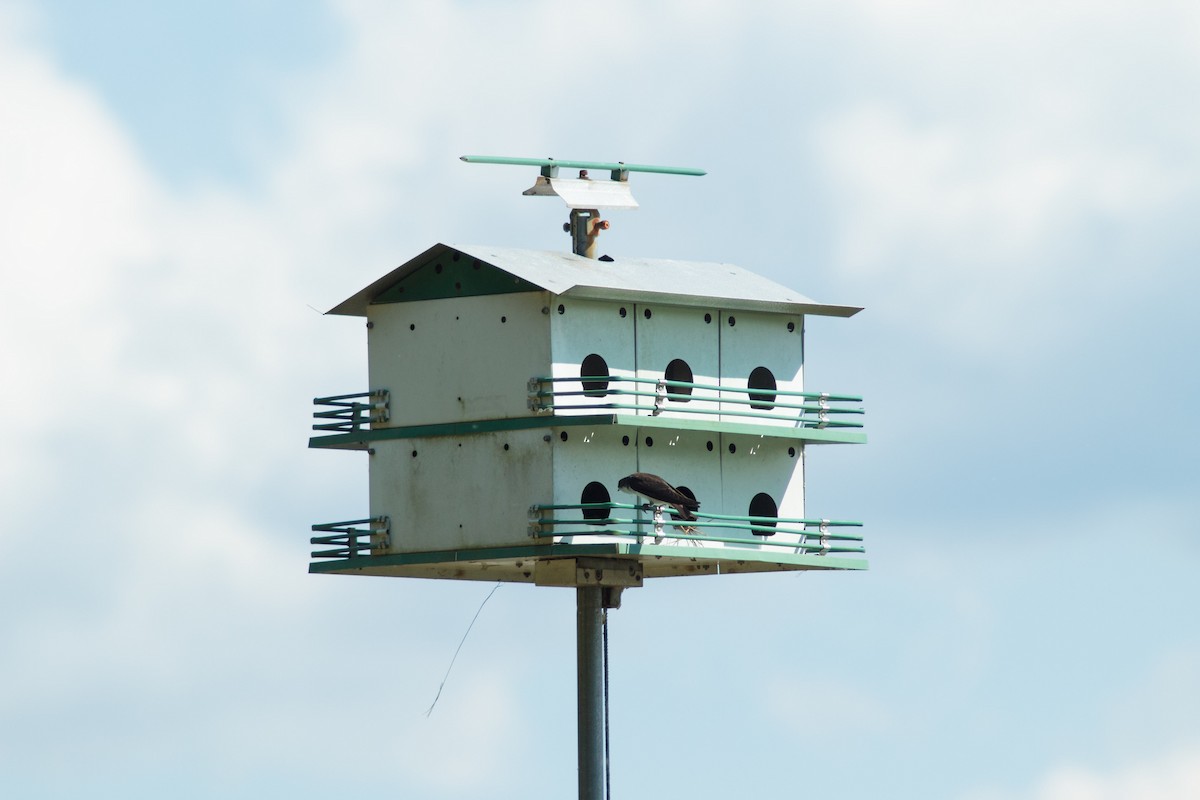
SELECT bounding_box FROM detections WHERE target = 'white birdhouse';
[310,242,867,585]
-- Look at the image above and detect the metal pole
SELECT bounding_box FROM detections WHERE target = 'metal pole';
[570,209,595,258]
[568,208,608,258]
[576,585,605,800]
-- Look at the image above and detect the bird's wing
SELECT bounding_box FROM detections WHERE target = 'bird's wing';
[629,473,699,508]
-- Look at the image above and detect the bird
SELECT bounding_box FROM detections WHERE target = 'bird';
[617,472,700,522]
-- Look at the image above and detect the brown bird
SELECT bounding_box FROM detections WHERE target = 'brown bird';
[617,472,700,521]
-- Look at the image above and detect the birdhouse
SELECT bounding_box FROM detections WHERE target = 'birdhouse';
[309,240,868,586]
[309,157,870,800]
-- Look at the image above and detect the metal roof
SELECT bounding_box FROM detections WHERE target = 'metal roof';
[327,243,862,318]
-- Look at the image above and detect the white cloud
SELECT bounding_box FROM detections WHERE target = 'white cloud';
[1104,648,1200,760]
[0,7,535,793]
[0,10,160,494]
[0,0,353,755]
[963,744,1200,800]
[811,0,1200,358]
[4,1,1200,797]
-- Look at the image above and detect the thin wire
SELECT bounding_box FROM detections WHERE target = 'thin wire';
[603,608,611,800]
[425,582,502,717]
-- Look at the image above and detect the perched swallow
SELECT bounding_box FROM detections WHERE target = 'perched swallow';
[617,472,700,521]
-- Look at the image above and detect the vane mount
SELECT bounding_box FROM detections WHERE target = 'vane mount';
[460,155,706,258]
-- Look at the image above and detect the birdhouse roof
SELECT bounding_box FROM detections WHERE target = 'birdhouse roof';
[327,243,862,317]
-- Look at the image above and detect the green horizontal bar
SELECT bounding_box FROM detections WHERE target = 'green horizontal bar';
[313,407,367,416]
[541,518,705,529]
[312,518,377,530]
[685,522,862,539]
[546,402,648,414]
[534,502,643,511]
[461,155,706,176]
[537,519,862,541]
[540,529,865,553]
[532,505,861,528]
[537,389,665,400]
[314,392,374,404]
[541,525,862,544]
[543,388,861,415]
[534,375,862,403]
[542,400,863,428]
[694,512,861,526]
[312,414,618,445]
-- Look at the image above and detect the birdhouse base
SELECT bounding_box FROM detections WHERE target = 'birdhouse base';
[308,541,866,584]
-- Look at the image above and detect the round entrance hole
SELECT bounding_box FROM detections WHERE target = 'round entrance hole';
[672,486,699,524]
[581,481,612,525]
[580,353,610,397]
[749,492,779,536]
[664,359,694,402]
[748,366,777,410]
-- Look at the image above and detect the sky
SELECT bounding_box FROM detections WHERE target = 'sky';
[2,1,1199,798]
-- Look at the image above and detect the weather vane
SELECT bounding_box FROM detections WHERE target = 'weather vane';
[460,155,706,258]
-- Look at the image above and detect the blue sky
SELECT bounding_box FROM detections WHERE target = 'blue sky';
[2,1,1199,798]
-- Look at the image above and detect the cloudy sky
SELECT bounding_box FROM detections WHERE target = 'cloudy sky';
[3,1,1199,798]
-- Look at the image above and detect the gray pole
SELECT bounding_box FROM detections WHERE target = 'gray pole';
[576,585,605,800]
[568,208,608,258]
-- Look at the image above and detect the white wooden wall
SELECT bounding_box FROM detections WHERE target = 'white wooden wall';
[367,291,550,427]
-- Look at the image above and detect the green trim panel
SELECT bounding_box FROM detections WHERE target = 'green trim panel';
[372,253,541,304]
[309,414,615,449]
[460,155,707,177]
[309,542,868,583]
[309,413,867,450]
[622,414,866,443]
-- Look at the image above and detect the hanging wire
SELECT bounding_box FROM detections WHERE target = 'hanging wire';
[603,608,611,800]
[426,582,502,717]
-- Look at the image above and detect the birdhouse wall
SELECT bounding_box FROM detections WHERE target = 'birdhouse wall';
[548,297,636,415]
[366,292,551,428]
[549,425,638,545]
[365,425,807,558]
[719,432,805,547]
[627,426,723,545]
[718,310,804,428]
[358,291,821,561]
[633,303,721,421]
[368,428,552,553]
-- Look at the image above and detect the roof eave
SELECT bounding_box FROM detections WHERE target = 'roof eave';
[562,285,863,317]
[325,242,863,319]
[325,243,454,317]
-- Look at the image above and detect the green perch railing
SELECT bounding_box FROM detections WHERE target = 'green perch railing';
[312,378,861,434]
[310,517,390,559]
[309,508,862,560]
[312,390,390,433]
[528,502,864,555]
[529,375,863,428]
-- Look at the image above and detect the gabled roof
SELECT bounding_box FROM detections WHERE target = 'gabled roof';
[328,243,862,318]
